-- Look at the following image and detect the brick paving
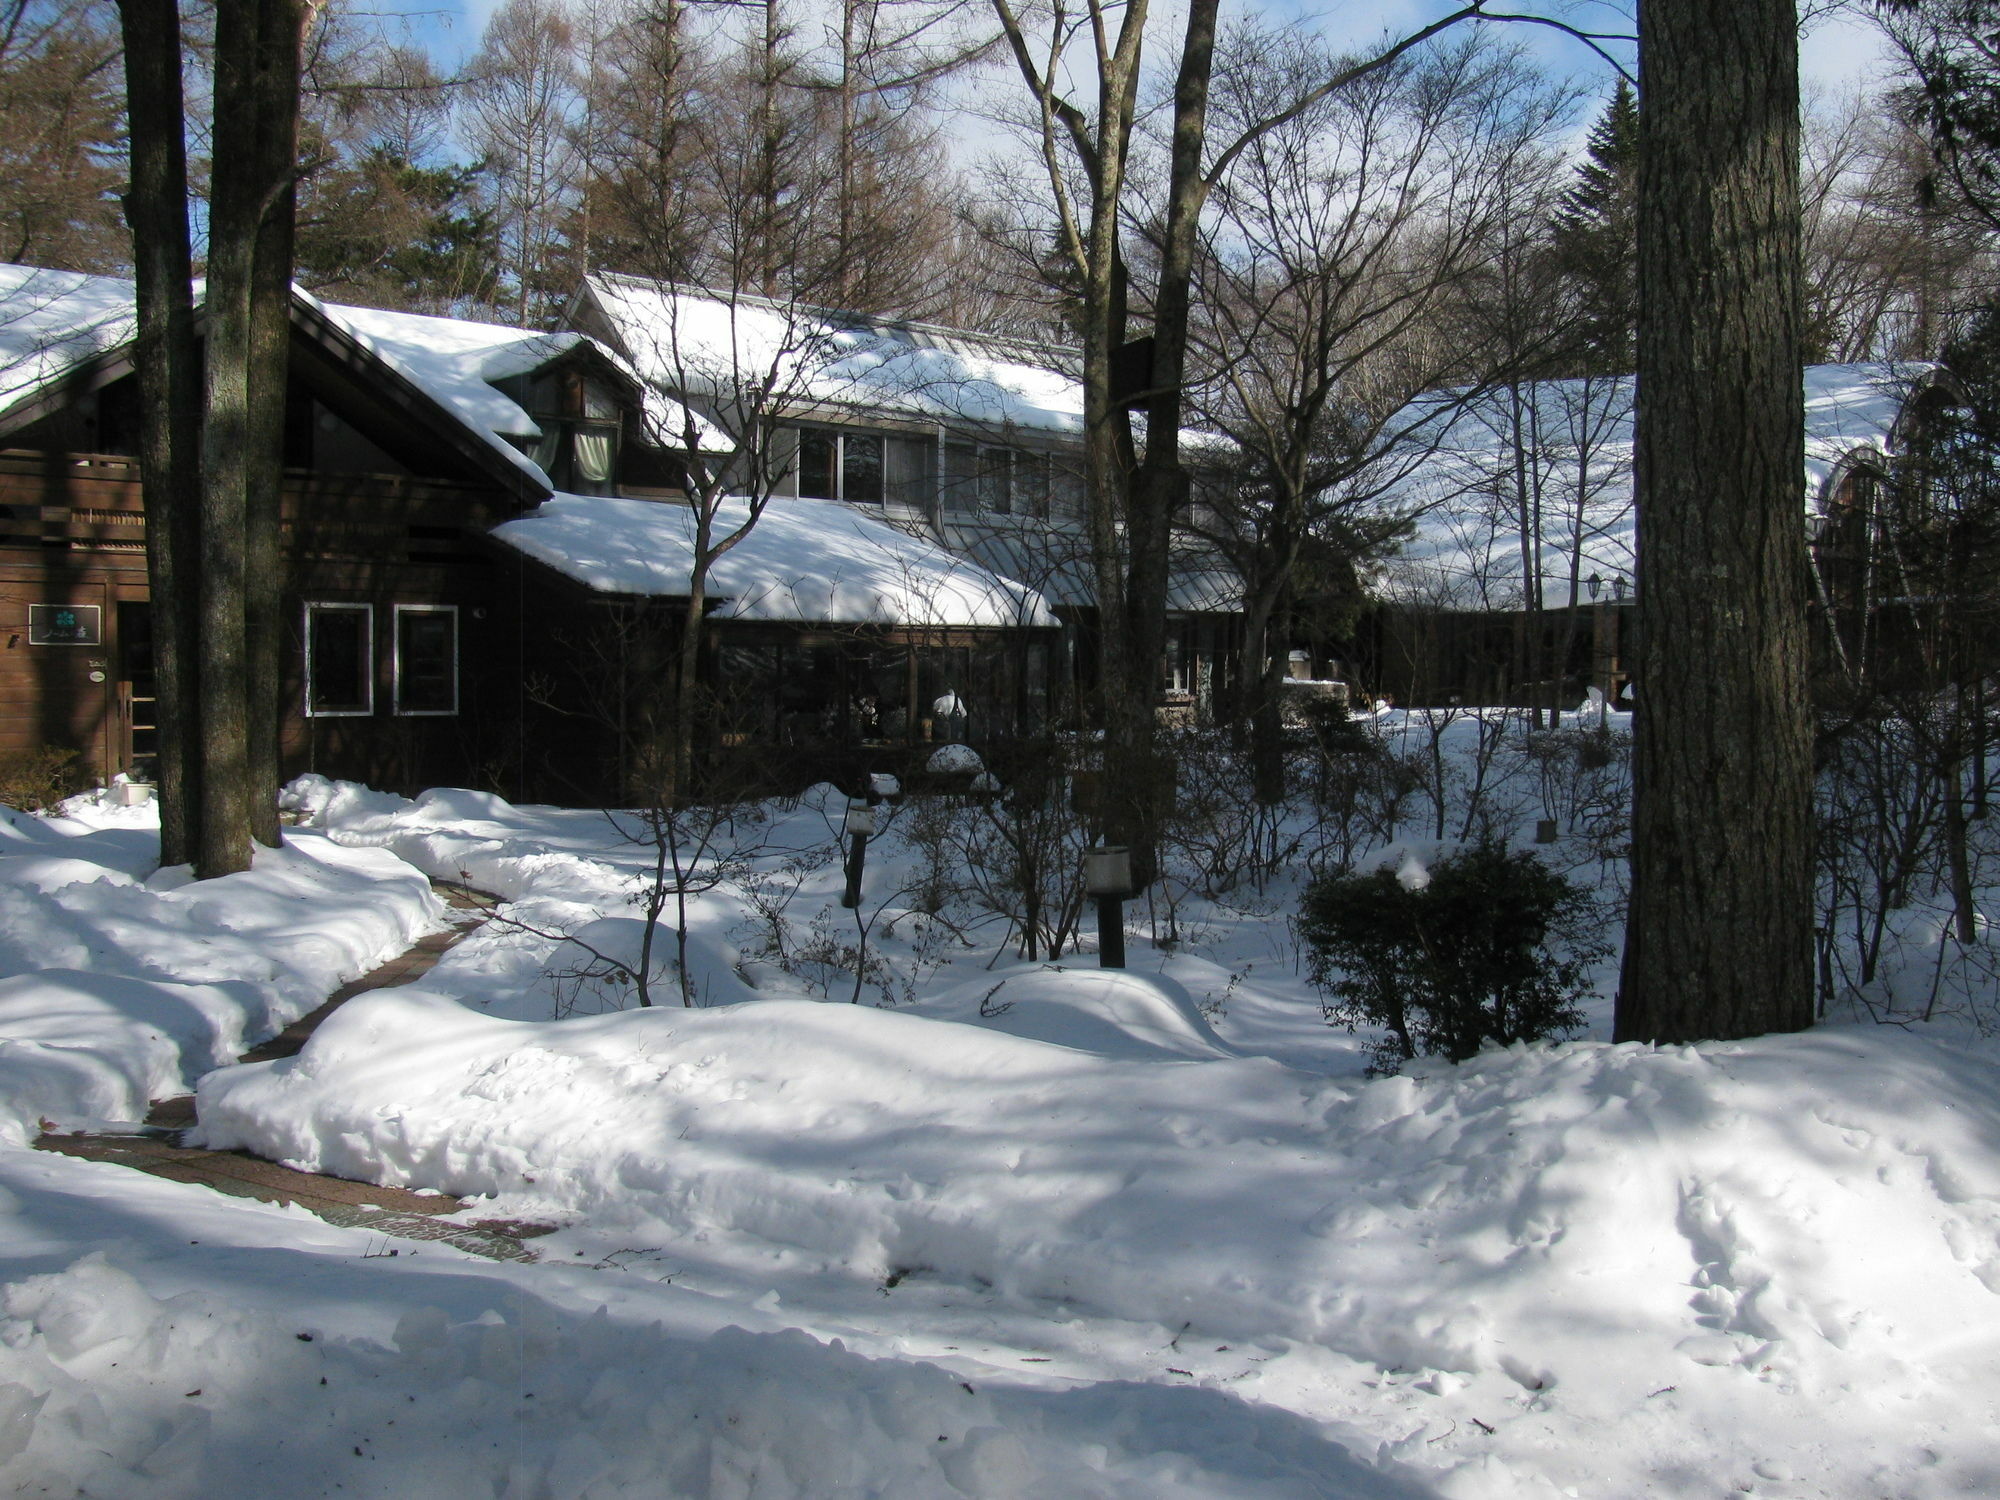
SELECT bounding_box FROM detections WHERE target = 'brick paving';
[32,880,559,1263]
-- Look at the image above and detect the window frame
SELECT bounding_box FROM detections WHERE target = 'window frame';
[392,603,460,717]
[303,602,375,718]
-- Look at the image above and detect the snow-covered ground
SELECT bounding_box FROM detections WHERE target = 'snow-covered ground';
[6,718,2000,1498]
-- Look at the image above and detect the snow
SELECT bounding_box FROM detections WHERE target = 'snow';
[0,266,725,491]
[0,800,442,1144]
[0,264,137,417]
[585,274,1086,437]
[492,492,1059,627]
[7,726,2000,1494]
[927,743,983,773]
[1382,364,1926,608]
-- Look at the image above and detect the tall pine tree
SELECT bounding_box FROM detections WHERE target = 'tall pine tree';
[1549,79,1638,375]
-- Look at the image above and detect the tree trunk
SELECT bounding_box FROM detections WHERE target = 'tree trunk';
[116,0,202,869]
[1108,0,1216,886]
[198,0,265,879]
[246,0,305,849]
[1616,0,1813,1042]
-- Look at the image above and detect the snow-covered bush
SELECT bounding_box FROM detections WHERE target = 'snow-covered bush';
[926,743,983,774]
[1300,839,1604,1072]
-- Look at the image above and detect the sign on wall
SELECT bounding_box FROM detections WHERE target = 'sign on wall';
[29,604,101,646]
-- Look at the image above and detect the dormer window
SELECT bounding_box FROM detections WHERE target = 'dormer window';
[526,369,623,495]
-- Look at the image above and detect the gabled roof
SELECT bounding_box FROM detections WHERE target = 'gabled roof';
[575,274,1085,439]
[0,266,135,415]
[492,493,1058,628]
[0,264,567,503]
[1377,363,1932,609]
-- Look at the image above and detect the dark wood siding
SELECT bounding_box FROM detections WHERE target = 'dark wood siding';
[0,449,529,796]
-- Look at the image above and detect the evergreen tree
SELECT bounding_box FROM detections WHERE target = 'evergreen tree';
[0,0,125,271]
[294,45,501,316]
[1549,79,1639,374]
[296,148,498,315]
[1879,0,2000,233]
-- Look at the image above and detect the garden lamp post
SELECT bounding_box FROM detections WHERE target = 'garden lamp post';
[1084,845,1132,969]
[841,797,875,909]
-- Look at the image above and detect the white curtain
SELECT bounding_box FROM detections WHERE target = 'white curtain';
[573,427,614,484]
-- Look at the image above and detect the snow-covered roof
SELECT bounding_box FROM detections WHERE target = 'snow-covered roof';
[311,295,728,461]
[492,493,1059,628]
[947,519,1242,615]
[304,295,573,488]
[0,265,727,487]
[0,264,139,415]
[581,274,1085,438]
[1379,363,1930,609]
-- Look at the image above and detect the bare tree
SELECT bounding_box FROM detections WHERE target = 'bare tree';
[115,0,199,866]
[984,0,1629,885]
[466,0,584,326]
[1801,89,1996,361]
[1186,28,1574,798]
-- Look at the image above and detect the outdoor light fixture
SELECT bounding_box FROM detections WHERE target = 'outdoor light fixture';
[841,796,876,908]
[1084,845,1133,969]
[1587,572,1603,600]
[1612,574,1628,602]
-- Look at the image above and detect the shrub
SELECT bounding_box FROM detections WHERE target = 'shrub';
[0,747,82,813]
[1299,838,1605,1073]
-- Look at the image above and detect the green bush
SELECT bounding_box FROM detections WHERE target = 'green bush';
[1300,838,1605,1073]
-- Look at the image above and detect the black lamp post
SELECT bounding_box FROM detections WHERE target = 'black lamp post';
[1084,845,1132,969]
[840,797,875,909]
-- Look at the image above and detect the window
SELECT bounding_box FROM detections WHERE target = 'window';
[942,443,1058,517]
[942,442,978,511]
[978,447,1012,514]
[394,605,459,716]
[305,603,373,717]
[884,435,934,511]
[790,426,928,508]
[842,433,884,503]
[523,369,624,494]
[798,429,838,498]
[1014,451,1051,519]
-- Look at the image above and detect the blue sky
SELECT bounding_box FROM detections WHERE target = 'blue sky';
[375,0,1891,96]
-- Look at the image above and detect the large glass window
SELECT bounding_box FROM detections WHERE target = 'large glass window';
[394,605,458,716]
[798,430,838,499]
[978,447,1012,514]
[842,433,884,503]
[942,442,978,511]
[791,426,930,508]
[305,603,372,717]
[885,436,934,512]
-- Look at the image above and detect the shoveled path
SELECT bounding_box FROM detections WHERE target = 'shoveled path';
[34,881,556,1264]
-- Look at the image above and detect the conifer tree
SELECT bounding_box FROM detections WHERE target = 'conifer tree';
[1550,79,1639,374]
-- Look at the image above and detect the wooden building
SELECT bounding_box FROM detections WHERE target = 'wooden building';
[0,266,1094,804]
[1359,363,1933,708]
